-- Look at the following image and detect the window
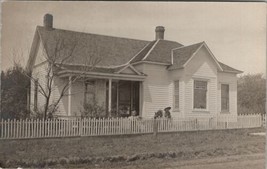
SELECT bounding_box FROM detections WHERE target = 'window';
[85,80,95,104]
[174,80,179,110]
[193,80,207,109]
[221,84,229,112]
[34,79,38,111]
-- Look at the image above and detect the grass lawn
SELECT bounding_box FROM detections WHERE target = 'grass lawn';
[65,128,266,168]
[0,127,265,168]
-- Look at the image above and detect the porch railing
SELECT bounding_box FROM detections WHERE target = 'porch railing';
[0,114,264,139]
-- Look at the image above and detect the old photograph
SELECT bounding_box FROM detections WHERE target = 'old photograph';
[0,1,266,168]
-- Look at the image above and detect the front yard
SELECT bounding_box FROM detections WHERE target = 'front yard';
[0,127,265,168]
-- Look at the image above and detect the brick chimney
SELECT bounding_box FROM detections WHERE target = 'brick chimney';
[155,26,165,40]
[43,13,53,29]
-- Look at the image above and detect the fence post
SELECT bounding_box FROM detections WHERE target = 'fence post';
[153,119,158,136]
[261,114,265,127]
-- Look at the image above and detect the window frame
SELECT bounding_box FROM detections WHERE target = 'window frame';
[173,80,180,111]
[34,79,39,111]
[221,83,230,113]
[193,79,209,111]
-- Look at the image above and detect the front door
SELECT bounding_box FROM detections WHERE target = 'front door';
[110,81,139,117]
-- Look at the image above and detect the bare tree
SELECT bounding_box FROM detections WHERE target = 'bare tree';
[26,31,101,119]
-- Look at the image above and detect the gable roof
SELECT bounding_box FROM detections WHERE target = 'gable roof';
[27,26,242,75]
[167,41,242,74]
[131,39,183,64]
[36,26,150,68]
[115,64,142,75]
[168,42,203,70]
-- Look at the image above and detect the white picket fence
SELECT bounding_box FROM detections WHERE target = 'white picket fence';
[0,114,264,139]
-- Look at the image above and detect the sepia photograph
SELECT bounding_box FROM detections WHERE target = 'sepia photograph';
[0,1,266,168]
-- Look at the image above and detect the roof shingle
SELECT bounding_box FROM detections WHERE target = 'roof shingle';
[37,26,149,67]
[218,62,243,73]
[144,40,183,64]
[167,42,203,70]
[130,40,157,63]
[34,26,242,74]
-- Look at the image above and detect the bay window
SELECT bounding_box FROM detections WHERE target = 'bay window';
[221,84,229,112]
[174,80,179,110]
[193,80,208,109]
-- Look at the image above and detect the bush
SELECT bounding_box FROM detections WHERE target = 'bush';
[238,74,266,115]
[1,64,30,119]
[80,99,106,118]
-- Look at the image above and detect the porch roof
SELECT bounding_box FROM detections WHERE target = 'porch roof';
[56,69,146,81]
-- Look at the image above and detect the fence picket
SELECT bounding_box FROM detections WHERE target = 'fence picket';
[7,119,10,138]
[0,120,2,138]
[0,114,265,139]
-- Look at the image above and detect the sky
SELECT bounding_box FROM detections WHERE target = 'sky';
[1,1,266,75]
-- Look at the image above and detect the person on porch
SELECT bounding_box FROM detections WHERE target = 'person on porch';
[129,110,139,119]
[119,106,130,118]
[129,109,139,132]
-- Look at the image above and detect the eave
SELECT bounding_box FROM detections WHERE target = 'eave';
[56,70,147,81]
[219,70,243,74]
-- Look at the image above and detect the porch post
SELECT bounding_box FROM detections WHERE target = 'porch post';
[139,81,143,117]
[116,82,119,115]
[68,76,72,116]
[108,78,112,116]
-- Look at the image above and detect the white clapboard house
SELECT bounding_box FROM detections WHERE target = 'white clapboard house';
[26,14,242,121]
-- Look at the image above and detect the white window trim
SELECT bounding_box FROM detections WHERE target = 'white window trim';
[173,80,180,112]
[192,78,209,112]
[34,78,39,112]
[220,83,230,113]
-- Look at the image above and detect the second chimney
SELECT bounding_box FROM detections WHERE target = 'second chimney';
[43,13,53,29]
[155,26,165,40]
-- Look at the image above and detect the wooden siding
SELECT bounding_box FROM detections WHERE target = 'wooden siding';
[30,38,109,116]
[141,64,170,118]
[52,77,68,116]
[70,80,84,116]
[185,47,217,78]
[30,40,68,116]
[95,79,107,111]
[31,63,48,112]
[34,41,46,66]
[217,72,238,121]
[31,64,67,116]
[71,79,107,116]
[133,64,144,73]
[141,64,184,119]
[184,46,218,118]
[169,69,185,119]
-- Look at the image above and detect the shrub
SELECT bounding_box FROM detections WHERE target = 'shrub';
[80,99,106,118]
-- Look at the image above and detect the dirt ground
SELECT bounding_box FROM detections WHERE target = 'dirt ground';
[0,127,265,168]
[81,153,265,169]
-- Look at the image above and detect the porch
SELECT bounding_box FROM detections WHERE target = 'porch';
[57,69,146,118]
